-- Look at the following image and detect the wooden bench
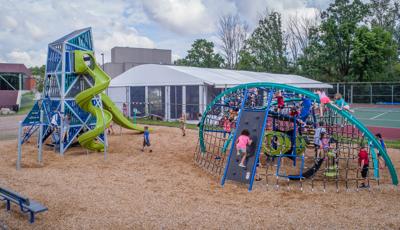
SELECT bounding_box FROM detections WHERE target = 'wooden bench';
[0,187,48,223]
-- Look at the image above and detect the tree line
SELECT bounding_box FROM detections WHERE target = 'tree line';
[175,0,400,83]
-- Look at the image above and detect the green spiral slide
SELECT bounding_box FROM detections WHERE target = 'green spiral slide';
[74,50,144,151]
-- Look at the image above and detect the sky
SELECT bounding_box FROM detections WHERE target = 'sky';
[0,0,332,67]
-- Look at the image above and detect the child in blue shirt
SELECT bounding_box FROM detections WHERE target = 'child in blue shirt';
[375,133,386,168]
[142,126,152,152]
[298,96,312,127]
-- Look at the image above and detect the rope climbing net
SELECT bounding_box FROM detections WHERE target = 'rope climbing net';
[194,83,398,192]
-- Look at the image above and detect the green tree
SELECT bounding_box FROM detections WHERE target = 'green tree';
[236,49,257,71]
[29,65,45,92]
[352,26,398,81]
[175,39,224,68]
[245,11,288,73]
[300,0,370,81]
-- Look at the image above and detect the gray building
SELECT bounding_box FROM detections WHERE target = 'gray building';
[103,47,172,78]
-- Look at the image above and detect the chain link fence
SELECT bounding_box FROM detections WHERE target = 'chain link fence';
[327,82,400,104]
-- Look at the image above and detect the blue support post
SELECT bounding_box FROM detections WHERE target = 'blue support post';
[17,121,23,170]
[38,110,44,164]
[292,115,297,167]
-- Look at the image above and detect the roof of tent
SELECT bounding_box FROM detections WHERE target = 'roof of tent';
[109,64,332,89]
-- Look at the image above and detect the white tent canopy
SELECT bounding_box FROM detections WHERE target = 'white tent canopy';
[110,64,332,89]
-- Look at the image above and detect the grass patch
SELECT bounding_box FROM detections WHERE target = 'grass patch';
[136,118,198,130]
[17,92,35,115]
[385,139,400,149]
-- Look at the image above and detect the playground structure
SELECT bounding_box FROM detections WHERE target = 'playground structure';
[194,83,399,191]
[16,28,144,169]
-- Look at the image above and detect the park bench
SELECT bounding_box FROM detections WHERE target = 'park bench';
[0,187,47,223]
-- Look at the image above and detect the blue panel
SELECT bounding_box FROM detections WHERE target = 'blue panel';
[65,100,90,123]
[65,51,71,73]
[68,30,93,50]
[22,102,41,125]
[46,47,61,72]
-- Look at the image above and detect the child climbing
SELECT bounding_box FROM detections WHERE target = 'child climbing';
[223,116,232,133]
[358,145,369,188]
[320,132,330,153]
[375,133,386,168]
[142,126,152,152]
[314,121,326,156]
[275,90,285,112]
[62,114,70,142]
[333,93,354,112]
[237,129,252,168]
[179,113,186,136]
[289,106,299,117]
[316,90,330,116]
[298,95,312,127]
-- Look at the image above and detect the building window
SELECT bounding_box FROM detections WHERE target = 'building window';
[0,73,20,90]
[186,85,199,120]
[148,86,165,118]
[170,86,182,119]
[130,86,145,116]
[207,86,222,105]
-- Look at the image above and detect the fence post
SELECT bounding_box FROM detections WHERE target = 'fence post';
[370,84,373,104]
[392,85,394,104]
[351,84,354,104]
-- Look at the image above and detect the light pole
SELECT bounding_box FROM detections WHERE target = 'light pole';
[101,53,104,70]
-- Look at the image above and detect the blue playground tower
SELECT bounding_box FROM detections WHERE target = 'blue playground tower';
[17,28,106,168]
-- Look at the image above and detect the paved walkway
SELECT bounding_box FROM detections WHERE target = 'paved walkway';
[0,115,25,140]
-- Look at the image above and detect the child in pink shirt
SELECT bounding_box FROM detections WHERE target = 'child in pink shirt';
[223,116,231,133]
[237,129,252,168]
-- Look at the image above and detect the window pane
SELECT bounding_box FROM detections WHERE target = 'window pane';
[170,86,182,119]
[148,86,165,117]
[130,86,145,116]
[186,85,199,120]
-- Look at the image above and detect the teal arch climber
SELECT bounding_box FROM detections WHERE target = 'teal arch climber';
[195,82,398,190]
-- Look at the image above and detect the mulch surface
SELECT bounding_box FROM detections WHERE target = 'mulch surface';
[0,126,399,229]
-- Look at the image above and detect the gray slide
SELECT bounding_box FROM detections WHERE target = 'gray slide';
[225,110,267,184]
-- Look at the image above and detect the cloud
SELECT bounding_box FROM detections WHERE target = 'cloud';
[6,49,47,67]
[0,0,334,67]
[141,0,236,35]
[94,28,155,63]
[0,0,153,67]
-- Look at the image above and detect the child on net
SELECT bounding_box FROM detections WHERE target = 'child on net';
[237,129,253,168]
[275,91,285,113]
[223,116,232,134]
[358,145,369,188]
[375,133,386,168]
[313,121,326,157]
[316,90,330,116]
[333,93,354,112]
[298,95,312,127]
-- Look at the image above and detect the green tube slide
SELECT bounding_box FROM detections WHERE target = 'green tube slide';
[74,51,112,151]
[74,51,144,151]
[101,94,145,132]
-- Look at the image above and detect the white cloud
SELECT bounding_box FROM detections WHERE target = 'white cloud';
[0,0,153,67]
[141,0,236,35]
[0,15,18,30]
[6,49,47,67]
[94,28,155,63]
[0,0,333,67]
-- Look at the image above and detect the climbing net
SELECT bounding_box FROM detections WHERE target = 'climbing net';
[194,84,396,191]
